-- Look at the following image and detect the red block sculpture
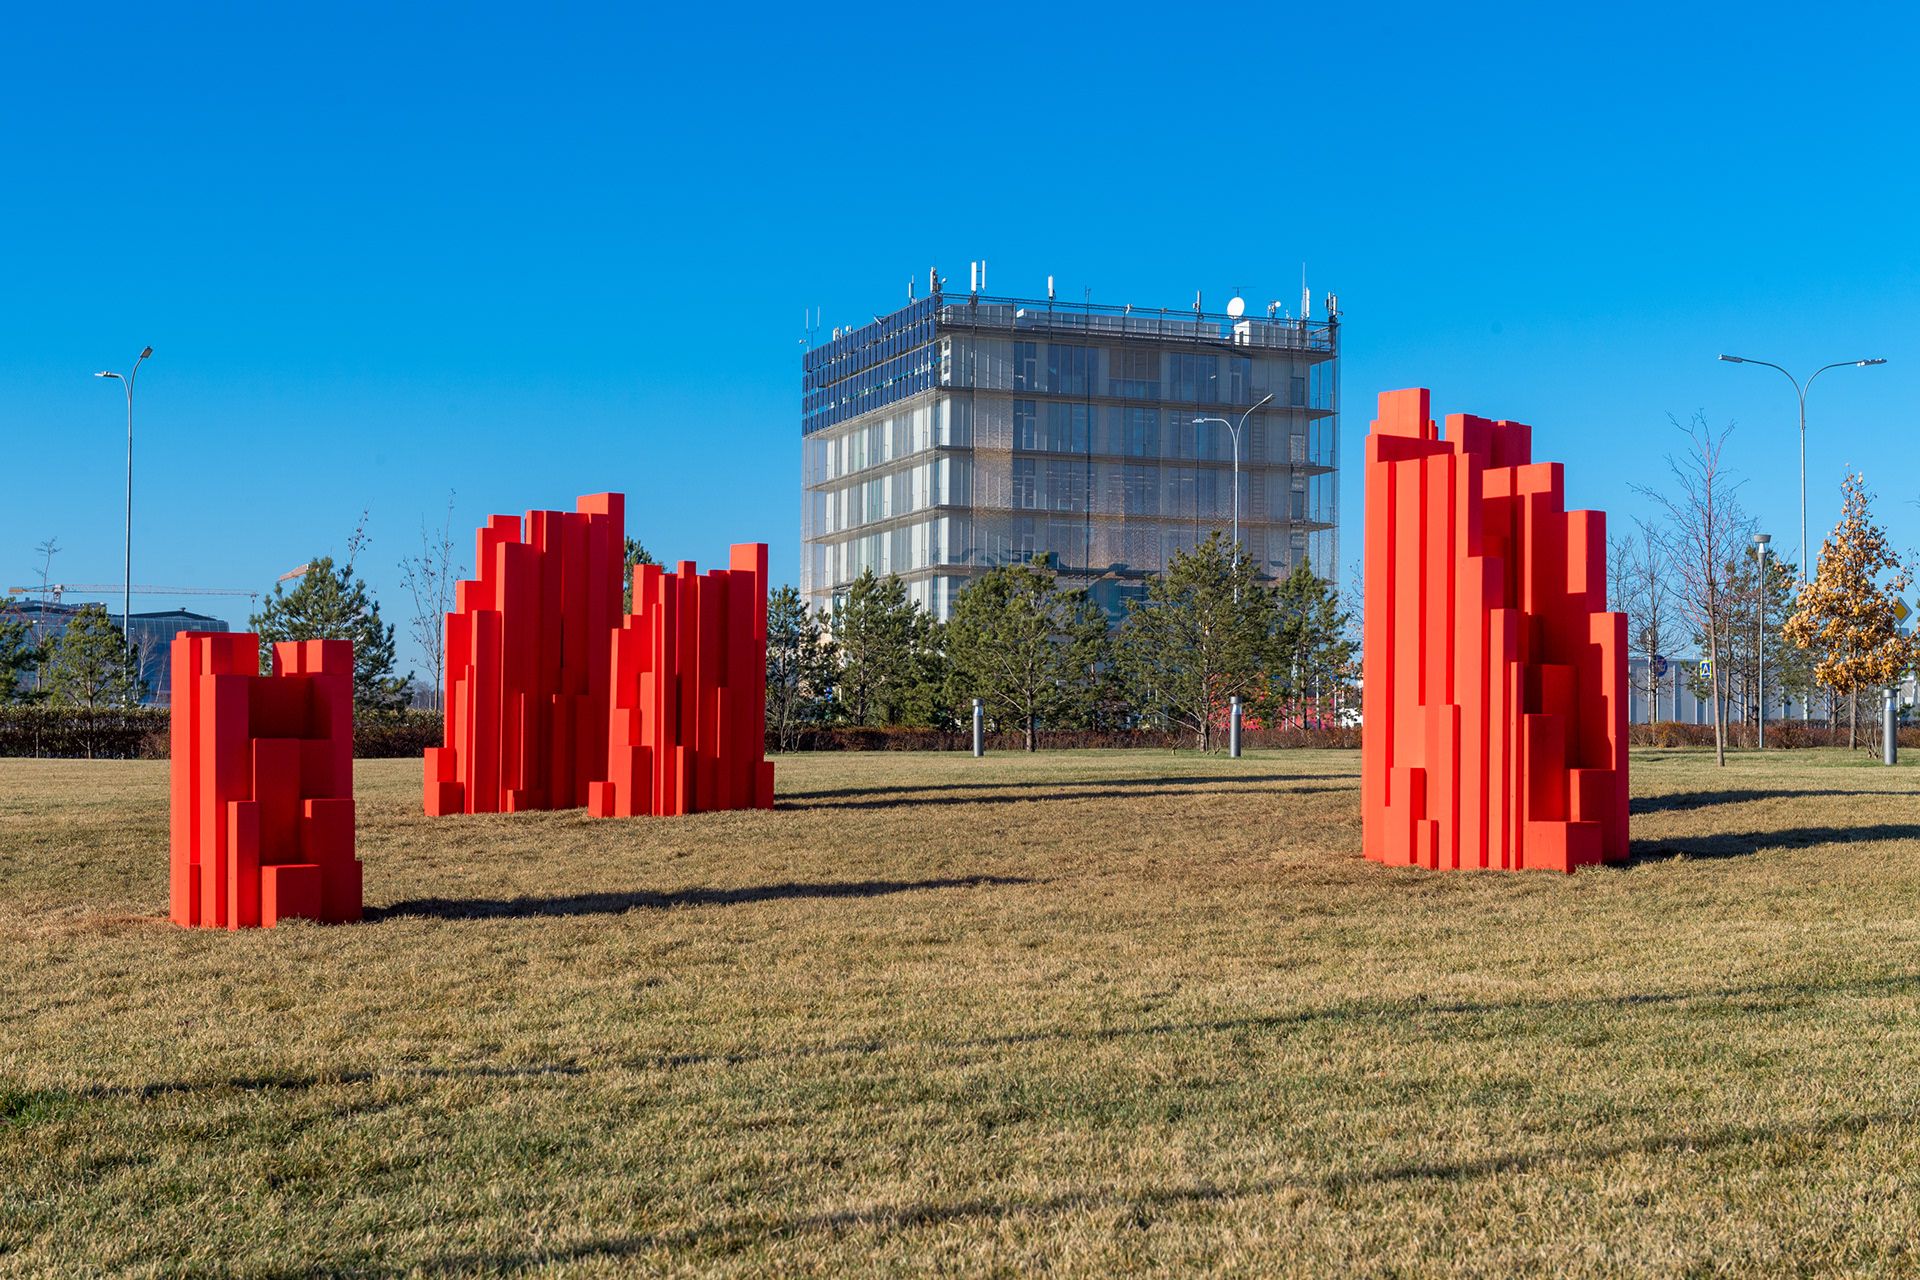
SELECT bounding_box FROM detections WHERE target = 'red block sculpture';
[589,545,775,817]
[424,494,625,815]
[1362,388,1628,873]
[169,633,361,927]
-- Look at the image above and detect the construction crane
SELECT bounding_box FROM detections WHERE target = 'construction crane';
[5,583,260,606]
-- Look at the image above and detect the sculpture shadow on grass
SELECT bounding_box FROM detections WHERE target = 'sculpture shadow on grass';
[1626,821,1920,864]
[1630,787,1890,816]
[368,875,1038,922]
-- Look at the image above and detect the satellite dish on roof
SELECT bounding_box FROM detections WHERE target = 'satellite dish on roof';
[1226,297,1245,318]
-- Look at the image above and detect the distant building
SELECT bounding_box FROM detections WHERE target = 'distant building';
[3,601,230,706]
[800,283,1340,620]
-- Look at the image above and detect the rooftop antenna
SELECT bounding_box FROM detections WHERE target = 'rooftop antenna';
[982,259,987,293]
[907,277,914,302]
[1301,265,1310,320]
[970,261,978,294]
[1194,289,1203,314]
[929,266,938,296]
[1047,275,1055,301]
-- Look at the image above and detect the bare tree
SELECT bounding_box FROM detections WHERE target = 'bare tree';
[1636,413,1752,766]
[397,492,463,713]
[30,536,60,696]
[1618,517,1679,725]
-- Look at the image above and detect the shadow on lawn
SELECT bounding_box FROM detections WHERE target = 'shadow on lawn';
[1631,787,1892,816]
[1627,821,1920,863]
[369,875,1036,922]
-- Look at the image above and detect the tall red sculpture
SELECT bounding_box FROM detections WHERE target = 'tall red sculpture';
[424,494,625,815]
[589,545,775,817]
[1362,389,1628,873]
[169,634,361,927]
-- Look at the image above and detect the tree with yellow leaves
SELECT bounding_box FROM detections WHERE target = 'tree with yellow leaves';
[1783,473,1918,749]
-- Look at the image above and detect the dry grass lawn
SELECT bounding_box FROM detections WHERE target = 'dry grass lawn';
[4,746,1920,1276]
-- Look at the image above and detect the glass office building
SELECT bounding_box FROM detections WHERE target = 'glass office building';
[800,288,1339,619]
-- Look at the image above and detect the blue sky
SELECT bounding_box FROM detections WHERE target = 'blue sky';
[3,2,1915,675]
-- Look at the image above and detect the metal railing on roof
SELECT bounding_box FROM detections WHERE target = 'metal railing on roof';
[934,295,1337,353]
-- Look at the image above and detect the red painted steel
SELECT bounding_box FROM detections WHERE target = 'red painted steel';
[168,633,361,927]
[1362,389,1628,873]
[425,494,625,815]
[589,544,775,818]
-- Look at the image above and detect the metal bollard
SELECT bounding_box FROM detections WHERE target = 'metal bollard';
[972,698,984,758]
[1886,688,1899,766]
[1229,695,1242,759]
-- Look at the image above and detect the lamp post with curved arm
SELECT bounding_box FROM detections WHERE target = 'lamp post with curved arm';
[1718,354,1886,583]
[1193,391,1275,575]
[94,346,153,661]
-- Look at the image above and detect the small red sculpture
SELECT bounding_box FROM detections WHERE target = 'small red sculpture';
[169,633,361,927]
[424,494,625,815]
[1362,389,1628,873]
[590,545,775,817]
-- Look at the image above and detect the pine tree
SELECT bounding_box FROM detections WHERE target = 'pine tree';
[946,557,1109,751]
[251,555,412,714]
[1271,561,1356,729]
[765,585,836,751]
[45,605,146,711]
[0,599,45,704]
[1115,533,1273,751]
[828,570,941,727]
[1783,473,1918,749]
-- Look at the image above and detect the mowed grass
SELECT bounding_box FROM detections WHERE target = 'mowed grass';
[4,747,1920,1277]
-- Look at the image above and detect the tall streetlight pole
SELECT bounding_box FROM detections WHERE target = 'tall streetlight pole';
[1753,532,1770,749]
[1194,391,1275,576]
[1718,354,1885,584]
[95,347,153,660]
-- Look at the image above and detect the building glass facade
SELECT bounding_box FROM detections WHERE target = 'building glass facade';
[800,291,1339,619]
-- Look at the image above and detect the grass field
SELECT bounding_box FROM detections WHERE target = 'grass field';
[4,747,1920,1277]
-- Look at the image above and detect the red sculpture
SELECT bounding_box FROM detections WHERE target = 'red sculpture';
[424,494,625,815]
[1362,389,1628,873]
[589,545,775,817]
[169,634,361,927]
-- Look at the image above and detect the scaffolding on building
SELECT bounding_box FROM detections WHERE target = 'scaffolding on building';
[801,290,1340,620]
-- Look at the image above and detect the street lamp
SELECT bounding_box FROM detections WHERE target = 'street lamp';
[1753,532,1770,749]
[95,346,153,662]
[1193,391,1275,573]
[1718,354,1885,585]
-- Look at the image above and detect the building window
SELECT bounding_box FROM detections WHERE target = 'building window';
[1047,402,1091,453]
[1108,349,1160,399]
[1228,357,1251,403]
[1106,406,1160,458]
[1169,354,1220,403]
[1013,342,1037,391]
[1290,375,1307,407]
[1046,344,1096,396]
[1013,458,1038,509]
[1122,464,1159,515]
[1046,460,1087,512]
[1014,400,1036,450]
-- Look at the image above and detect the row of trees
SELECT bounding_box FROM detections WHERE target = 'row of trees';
[0,603,149,708]
[767,533,1358,751]
[1615,413,1917,763]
